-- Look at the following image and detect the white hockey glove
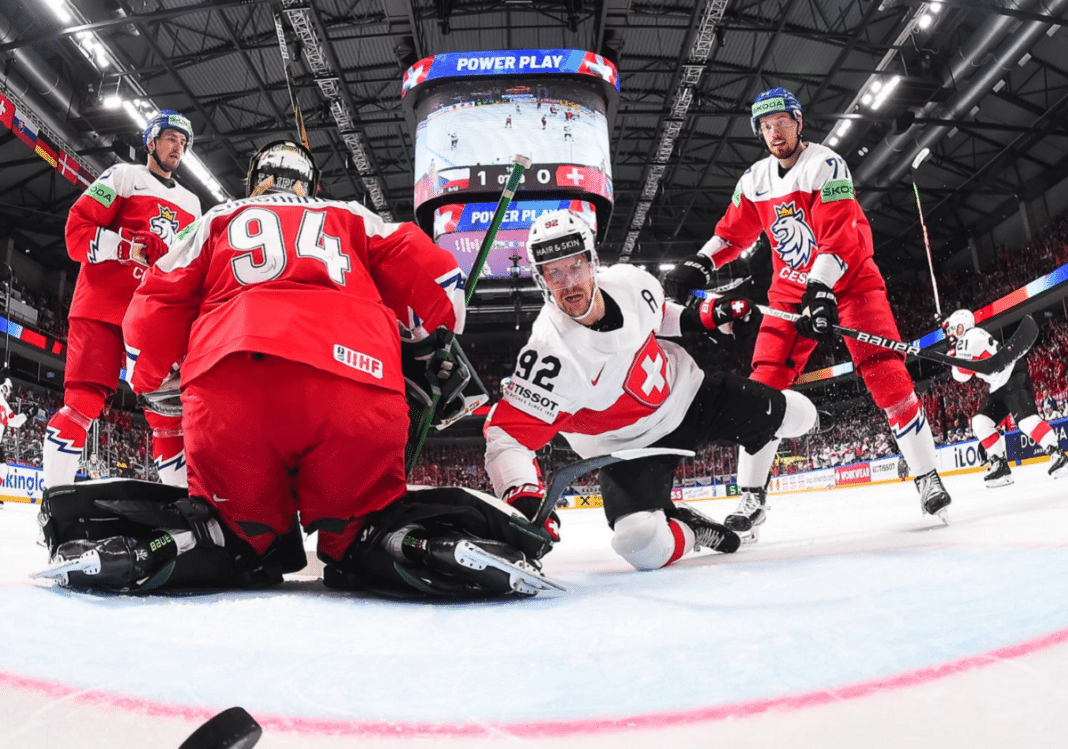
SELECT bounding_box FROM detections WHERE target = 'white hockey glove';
[8,413,27,429]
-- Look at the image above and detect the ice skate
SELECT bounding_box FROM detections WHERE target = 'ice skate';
[915,470,951,524]
[1046,445,1068,479]
[33,536,154,590]
[668,503,741,553]
[425,532,566,597]
[724,486,767,537]
[983,455,1014,488]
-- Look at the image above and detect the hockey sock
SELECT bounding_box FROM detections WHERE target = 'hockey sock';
[43,405,92,488]
[610,510,692,570]
[886,393,937,476]
[973,414,1007,459]
[151,425,187,488]
[1018,415,1058,451]
[737,438,780,488]
[777,390,818,438]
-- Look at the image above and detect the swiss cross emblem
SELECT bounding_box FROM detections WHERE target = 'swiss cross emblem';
[731,299,747,316]
[623,333,671,408]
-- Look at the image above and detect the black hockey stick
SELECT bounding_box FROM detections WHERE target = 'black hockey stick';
[692,290,1038,376]
[532,448,695,528]
[272,7,310,152]
[405,155,533,473]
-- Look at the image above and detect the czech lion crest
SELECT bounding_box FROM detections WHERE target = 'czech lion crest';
[149,205,180,244]
[770,202,817,270]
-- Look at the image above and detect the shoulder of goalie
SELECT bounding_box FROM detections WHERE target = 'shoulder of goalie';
[322,486,565,599]
[34,480,306,593]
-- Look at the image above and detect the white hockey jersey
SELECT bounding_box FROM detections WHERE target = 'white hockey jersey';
[484,264,704,495]
[950,327,1016,391]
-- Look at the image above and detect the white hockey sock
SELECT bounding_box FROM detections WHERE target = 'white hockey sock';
[154,451,188,488]
[611,510,692,570]
[886,394,937,476]
[738,438,780,488]
[43,406,92,489]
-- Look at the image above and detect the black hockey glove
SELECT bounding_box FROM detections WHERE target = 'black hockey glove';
[795,281,839,342]
[403,327,471,423]
[663,254,715,304]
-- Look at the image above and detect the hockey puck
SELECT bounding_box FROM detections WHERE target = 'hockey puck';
[179,706,262,749]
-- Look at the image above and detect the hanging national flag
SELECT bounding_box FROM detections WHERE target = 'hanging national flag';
[12,107,39,150]
[0,91,14,130]
[34,130,59,168]
[57,149,80,184]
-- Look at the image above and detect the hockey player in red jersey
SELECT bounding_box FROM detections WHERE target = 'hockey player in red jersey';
[484,210,819,569]
[45,110,201,489]
[943,309,1068,485]
[35,139,562,600]
[664,87,952,530]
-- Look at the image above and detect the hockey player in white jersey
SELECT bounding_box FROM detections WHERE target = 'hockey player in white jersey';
[0,370,28,506]
[484,210,818,568]
[943,309,1068,485]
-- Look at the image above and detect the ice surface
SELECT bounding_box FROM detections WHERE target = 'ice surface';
[2,461,1067,748]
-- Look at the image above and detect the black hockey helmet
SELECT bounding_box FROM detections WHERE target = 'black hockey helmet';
[246,140,320,198]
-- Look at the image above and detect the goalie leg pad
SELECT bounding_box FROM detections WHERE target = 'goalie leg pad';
[323,487,562,598]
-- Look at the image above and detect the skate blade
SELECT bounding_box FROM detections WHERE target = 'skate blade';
[454,541,567,596]
[984,478,1014,488]
[31,549,102,584]
[739,526,761,545]
[934,508,950,526]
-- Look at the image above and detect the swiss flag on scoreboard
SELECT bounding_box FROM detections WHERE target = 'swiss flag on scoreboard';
[555,165,606,194]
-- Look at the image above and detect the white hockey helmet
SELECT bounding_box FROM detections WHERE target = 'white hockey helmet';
[526,209,598,315]
[941,309,975,344]
[0,367,11,398]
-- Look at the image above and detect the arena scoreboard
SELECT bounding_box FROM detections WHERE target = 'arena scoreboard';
[402,49,619,279]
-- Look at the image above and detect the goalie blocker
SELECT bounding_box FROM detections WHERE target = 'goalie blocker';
[35,480,561,599]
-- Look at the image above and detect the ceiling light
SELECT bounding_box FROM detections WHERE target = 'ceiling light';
[103,95,123,109]
[918,14,932,29]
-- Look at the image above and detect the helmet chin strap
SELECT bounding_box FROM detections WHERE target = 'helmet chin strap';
[148,144,173,176]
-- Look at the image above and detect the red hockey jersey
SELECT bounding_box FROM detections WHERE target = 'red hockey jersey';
[702,142,886,305]
[122,194,465,395]
[65,163,202,325]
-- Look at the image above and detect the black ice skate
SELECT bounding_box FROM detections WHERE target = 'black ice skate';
[420,532,566,597]
[724,486,767,537]
[983,455,1014,488]
[1047,445,1068,479]
[668,503,741,553]
[915,470,951,524]
[33,536,157,591]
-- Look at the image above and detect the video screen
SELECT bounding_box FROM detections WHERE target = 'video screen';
[412,78,613,209]
[433,199,598,279]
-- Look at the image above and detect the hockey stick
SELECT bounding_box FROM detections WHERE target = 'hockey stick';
[692,290,1038,376]
[405,155,533,473]
[911,147,942,317]
[532,448,695,528]
[272,7,310,151]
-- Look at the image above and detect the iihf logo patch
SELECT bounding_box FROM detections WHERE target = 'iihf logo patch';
[770,202,817,270]
[149,205,180,244]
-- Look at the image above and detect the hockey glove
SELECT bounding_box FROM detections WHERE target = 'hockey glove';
[504,483,561,543]
[115,229,149,266]
[795,281,839,342]
[7,413,27,429]
[699,295,754,337]
[663,253,715,304]
[132,231,170,266]
[405,327,471,424]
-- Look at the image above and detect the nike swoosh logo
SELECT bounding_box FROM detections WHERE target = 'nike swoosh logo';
[755,188,768,196]
[591,365,605,386]
[766,402,773,415]
[133,186,149,191]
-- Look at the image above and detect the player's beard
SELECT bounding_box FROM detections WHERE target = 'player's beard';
[766,131,802,160]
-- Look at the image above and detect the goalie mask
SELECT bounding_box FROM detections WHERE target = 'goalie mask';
[941,309,975,344]
[526,210,599,320]
[246,140,320,198]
